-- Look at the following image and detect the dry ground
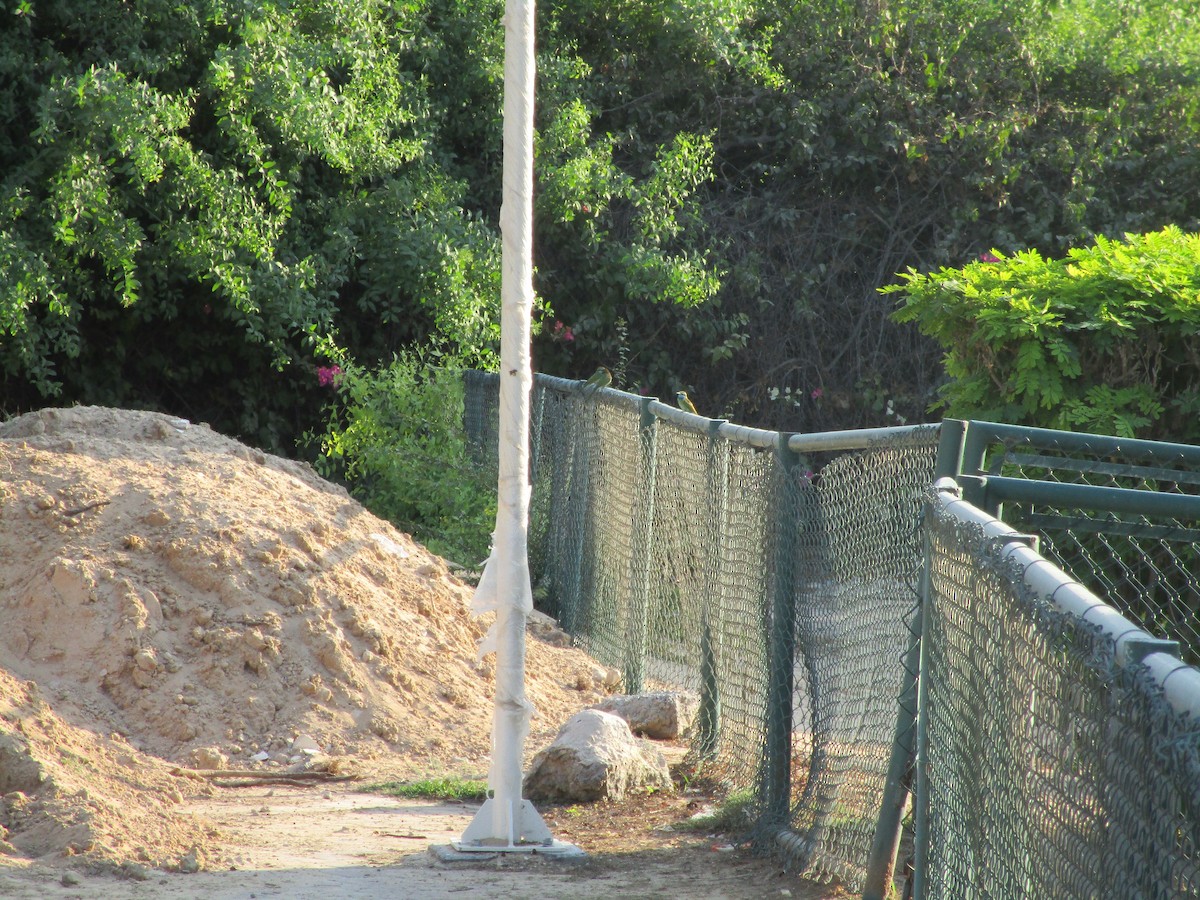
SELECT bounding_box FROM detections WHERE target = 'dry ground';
[0,778,854,899]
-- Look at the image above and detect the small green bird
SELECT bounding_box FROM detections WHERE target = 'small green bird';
[675,390,699,415]
[583,366,613,392]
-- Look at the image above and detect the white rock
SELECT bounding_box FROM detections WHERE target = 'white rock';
[370,533,410,559]
[290,734,321,753]
[523,709,672,803]
[190,747,228,770]
[593,691,699,740]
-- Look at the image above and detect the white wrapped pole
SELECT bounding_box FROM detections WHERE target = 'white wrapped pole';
[456,0,567,853]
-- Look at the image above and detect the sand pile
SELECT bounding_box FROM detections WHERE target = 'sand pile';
[0,406,611,872]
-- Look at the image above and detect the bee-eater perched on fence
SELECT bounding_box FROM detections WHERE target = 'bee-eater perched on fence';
[675,390,699,415]
[583,367,612,393]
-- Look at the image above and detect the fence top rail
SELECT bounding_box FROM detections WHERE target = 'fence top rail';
[531,373,646,413]
[932,478,1200,717]
[532,371,577,393]
[959,473,1200,521]
[489,371,943,451]
[717,420,782,450]
[647,399,721,435]
[957,418,1200,466]
[1143,652,1200,719]
[788,422,939,454]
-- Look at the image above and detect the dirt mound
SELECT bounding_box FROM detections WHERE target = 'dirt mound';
[0,406,609,872]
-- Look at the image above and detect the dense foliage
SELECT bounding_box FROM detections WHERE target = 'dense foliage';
[2,1,439,448]
[3,0,1199,457]
[0,0,712,450]
[886,226,1200,443]
[535,0,1200,429]
[307,350,495,563]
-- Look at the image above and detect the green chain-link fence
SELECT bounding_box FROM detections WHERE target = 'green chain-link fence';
[465,370,939,886]
[947,419,1200,666]
[460,372,1200,896]
[915,482,1200,898]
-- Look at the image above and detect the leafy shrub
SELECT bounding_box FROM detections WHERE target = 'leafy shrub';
[885,226,1200,442]
[310,349,495,565]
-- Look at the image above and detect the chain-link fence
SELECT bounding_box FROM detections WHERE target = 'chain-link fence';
[464,370,939,888]
[948,419,1200,665]
[916,483,1200,898]
[461,374,1200,896]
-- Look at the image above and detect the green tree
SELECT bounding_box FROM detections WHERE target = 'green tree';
[532,0,1200,429]
[0,0,721,452]
[0,0,454,449]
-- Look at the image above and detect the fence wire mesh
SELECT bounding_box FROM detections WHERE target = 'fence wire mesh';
[779,433,938,886]
[464,377,1200,896]
[961,424,1200,665]
[463,371,938,889]
[920,500,1200,899]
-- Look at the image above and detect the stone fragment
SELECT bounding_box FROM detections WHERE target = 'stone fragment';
[119,861,150,881]
[178,847,203,874]
[526,609,573,647]
[190,747,228,770]
[291,733,321,754]
[593,691,700,741]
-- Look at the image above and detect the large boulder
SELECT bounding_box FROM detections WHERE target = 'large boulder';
[523,709,672,803]
[593,691,699,740]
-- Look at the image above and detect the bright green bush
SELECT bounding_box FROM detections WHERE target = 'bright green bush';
[0,0,716,454]
[309,349,495,565]
[885,226,1200,442]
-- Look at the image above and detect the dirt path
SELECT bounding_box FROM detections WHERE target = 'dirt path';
[0,783,851,899]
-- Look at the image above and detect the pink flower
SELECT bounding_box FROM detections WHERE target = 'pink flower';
[978,252,1001,263]
[317,365,342,387]
[810,388,823,400]
[551,320,575,343]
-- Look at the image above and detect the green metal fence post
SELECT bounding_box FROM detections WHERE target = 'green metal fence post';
[956,474,994,519]
[958,422,998,514]
[764,433,802,829]
[862,606,923,900]
[934,419,966,481]
[624,396,658,694]
[697,420,730,760]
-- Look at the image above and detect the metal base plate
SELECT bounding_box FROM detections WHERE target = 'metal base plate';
[447,838,585,858]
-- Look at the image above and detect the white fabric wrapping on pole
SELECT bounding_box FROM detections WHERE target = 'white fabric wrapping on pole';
[458,0,553,849]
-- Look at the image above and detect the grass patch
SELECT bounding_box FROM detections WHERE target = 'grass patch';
[673,789,757,835]
[360,776,489,802]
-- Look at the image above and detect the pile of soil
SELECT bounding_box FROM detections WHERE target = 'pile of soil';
[0,406,610,875]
